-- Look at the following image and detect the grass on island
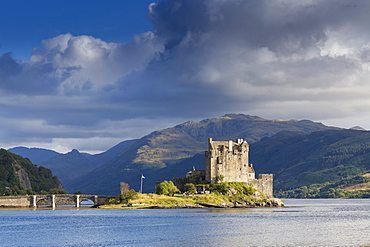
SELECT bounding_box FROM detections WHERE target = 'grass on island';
[98,182,264,209]
[98,192,262,209]
[99,192,235,209]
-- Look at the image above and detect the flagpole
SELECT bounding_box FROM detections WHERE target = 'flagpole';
[140,174,143,193]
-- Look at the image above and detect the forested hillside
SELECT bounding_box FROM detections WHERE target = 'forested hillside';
[250,129,370,197]
[0,149,62,195]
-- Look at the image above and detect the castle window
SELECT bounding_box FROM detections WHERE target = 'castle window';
[217,157,222,164]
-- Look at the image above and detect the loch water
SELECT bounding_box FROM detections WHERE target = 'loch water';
[0,199,369,246]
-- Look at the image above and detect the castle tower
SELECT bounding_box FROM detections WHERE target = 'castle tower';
[205,138,255,183]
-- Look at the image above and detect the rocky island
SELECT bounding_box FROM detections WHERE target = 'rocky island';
[101,138,283,209]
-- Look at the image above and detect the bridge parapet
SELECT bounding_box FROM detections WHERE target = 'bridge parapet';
[0,195,110,208]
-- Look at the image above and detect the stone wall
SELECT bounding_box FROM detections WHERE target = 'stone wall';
[173,177,189,191]
[0,196,32,207]
[250,174,274,198]
[186,170,205,179]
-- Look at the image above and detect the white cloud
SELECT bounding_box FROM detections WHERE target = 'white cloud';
[28,32,164,94]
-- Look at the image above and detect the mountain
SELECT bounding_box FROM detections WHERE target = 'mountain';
[39,149,100,188]
[8,147,60,164]
[141,153,206,193]
[249,129,370,192]
[84,139,137,167]
[67,114,338,195]
[7,114,369,197]
[0,149,62,195]
[10,139,137,190]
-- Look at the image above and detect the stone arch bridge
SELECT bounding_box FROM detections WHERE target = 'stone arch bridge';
[0,194,111,208]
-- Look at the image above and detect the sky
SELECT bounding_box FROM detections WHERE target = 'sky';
[2,0,370,154]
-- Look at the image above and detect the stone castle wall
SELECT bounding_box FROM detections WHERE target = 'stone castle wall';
[249,174,274,198]
[174,169,206,191]
[206,138,253,183]
[173,177,190,191]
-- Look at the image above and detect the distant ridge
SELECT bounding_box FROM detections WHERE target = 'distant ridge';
[9,139,137,189]
[39,139,137,188]
[350,126,366,131]
[8,147,59,164]
[39,149,99,188]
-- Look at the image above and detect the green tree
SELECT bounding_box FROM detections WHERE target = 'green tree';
[156,181,179,195]
[116,189,137,204]
[48,188,67,194]
[183,183,197,193]
[211,183,229,194]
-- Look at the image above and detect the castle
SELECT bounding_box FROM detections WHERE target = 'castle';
[174,138,273,197]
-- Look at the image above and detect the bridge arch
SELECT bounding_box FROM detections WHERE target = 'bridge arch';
[32,195,109,208]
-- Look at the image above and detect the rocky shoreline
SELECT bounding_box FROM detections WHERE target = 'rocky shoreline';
[126,198,284,209]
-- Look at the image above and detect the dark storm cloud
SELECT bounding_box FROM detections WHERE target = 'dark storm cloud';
[114,0,370,119]
[0,52,62,94]
[2,0,370,152]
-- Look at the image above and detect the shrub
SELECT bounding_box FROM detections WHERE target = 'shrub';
[183,183,197,193]
[156,181,179,195]
[211,183,229,194]
[116,189,137,204]
[48,188,67,194]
